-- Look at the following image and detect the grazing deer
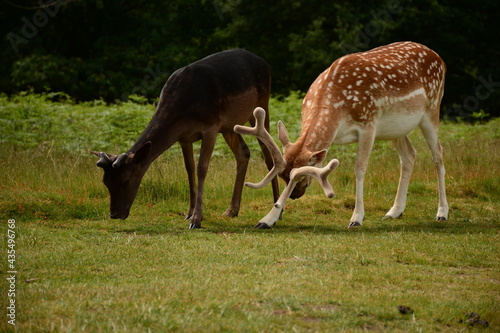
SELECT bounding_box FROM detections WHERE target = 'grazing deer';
[91,49,279,229]
[235,41,449,228]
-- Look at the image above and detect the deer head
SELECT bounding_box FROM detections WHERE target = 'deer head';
[234,107,339,221]
[277,121,329,199]
[91,142,152,219]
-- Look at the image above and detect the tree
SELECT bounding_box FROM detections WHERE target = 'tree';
[1,0,498,119]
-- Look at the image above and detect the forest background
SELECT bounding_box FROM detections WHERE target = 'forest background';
[1,0,499,121]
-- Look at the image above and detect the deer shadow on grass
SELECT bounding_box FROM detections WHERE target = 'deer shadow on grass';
[111,215,496,236]
[271,220,494,235]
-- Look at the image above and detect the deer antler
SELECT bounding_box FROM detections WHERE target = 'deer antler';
[254,158,339,228]
[275,159,340,209]
[234,107,286,188]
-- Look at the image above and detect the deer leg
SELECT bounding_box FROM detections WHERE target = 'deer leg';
[384,136,417,220]
[180,141,197,220]
[222,131,250,218]
[189,130,218,229]
[254,137,282,228]
[419,117,449,221]
[349,130,376,228]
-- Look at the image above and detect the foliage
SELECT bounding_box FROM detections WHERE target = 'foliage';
[1,0,499,120]
[0,92,152,153]
[0,92,307,155]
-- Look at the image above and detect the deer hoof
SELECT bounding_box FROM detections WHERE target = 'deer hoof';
[348,221,362,228]
[436,216,447,221]
[382,213,403,220]
[222,209,238,218]
[254,222,271,229]
[188,222,201,229]
[185,214,192,220]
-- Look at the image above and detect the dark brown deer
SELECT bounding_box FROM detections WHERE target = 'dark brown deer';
[235,42,449,228]
[92,49,279,229]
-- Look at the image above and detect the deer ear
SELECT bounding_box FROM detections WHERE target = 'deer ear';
[278,121,291,149]
[133,141,152,164]
[309,149,328,165]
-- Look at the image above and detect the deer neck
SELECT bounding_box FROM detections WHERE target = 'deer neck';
[127,105,182,163]
[296,104,342,154]
[295,63,346,153]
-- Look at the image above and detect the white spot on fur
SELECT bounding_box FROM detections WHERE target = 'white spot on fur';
[334,100,345,108]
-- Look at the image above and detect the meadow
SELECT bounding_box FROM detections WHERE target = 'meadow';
[0,93,499,332]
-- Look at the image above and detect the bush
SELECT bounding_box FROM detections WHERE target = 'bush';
[0,92,153,153]
[0,92,306,155]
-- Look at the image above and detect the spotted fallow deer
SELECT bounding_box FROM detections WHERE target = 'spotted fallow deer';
[91,49,279,229]
[235,41,449,229]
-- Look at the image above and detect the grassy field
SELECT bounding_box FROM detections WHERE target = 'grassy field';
[0,93,499,332]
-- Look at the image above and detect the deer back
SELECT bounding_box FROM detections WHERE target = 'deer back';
[298,41,446,150]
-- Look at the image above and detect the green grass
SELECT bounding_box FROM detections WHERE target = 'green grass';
[0,94,499,332]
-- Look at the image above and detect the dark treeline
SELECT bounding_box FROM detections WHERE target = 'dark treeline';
[1,0,498,120]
